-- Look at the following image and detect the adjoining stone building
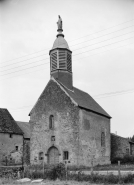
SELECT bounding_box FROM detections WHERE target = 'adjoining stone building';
[0,108,30,166]
[111,133,134,162]
[0,108,23,166]
[29,17,111,166]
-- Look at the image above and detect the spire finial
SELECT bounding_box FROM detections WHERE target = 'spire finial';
[57,15,63,32]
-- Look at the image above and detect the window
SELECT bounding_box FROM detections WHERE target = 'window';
[15,146,18,151]
[9,134,12,138]
[39,152,44,160]
[51,136,55,141]
[63,151,69,160]
[101,132,105,147]
[49,115,54,129]
[126,148,129,155]
[51,51,57,71]
[84,119,90,130]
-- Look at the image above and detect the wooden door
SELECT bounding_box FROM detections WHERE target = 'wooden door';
[48,147,59,164]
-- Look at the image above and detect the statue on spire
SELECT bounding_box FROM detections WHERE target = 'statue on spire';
[57,15,63,31]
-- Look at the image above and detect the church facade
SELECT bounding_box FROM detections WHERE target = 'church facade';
[29,17,111,166]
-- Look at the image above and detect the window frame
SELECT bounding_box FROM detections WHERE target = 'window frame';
[101,131,105,147]
[63,151,69,160]
[49,115,54,130]
[39,152,44,160]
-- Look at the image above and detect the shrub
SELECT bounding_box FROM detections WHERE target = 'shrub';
[24,163,66,180]
[112,155,134,164]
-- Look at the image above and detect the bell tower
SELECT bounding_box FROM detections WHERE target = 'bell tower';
[49,16,73,90]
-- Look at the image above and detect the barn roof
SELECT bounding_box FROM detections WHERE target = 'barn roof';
[16,121,30,139]
[0,108,23,134]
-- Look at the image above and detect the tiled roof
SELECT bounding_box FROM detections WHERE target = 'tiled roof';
[58,81,111,118]
[16,121,30,139]
[0,108,23,134]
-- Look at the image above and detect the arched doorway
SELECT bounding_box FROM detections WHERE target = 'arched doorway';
[47,146,59,164]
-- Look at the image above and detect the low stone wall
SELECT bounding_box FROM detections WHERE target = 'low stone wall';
[111,134,130,161]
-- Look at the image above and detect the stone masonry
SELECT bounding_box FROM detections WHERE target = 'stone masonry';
[29,79,111,166]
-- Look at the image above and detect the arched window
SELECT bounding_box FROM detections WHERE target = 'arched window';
[39,152,44,160]
[101,132,105,147]
[49,115,54,129]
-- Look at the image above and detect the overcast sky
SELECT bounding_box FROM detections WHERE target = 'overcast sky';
[0,0,134,137]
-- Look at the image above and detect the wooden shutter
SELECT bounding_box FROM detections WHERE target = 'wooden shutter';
[59,50,66,69]
[51,52,57,71]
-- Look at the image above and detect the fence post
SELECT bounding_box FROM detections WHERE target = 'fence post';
[91,159,94,175]
[118,160,121,182]
[43,158,45,179]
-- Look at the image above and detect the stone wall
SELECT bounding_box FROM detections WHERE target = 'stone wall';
[30,79,111,166]
[79,109,111,166]
[23,139,30,165]
[111,134,131,161]
[0,133,23,165]
[30,80,80,165]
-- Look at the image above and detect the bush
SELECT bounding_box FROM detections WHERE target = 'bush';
[24,163,66,180]
[112,155,134,164]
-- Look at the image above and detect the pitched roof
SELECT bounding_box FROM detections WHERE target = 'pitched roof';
[29,78,111,118]
[16,121,30,139]
[0,108,23,134]
[57,80,111,118]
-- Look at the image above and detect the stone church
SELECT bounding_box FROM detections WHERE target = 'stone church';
[29,16,111,166]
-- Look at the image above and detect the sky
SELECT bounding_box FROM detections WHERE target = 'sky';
[0,0,134,138]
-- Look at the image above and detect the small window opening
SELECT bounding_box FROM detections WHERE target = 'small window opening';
[63,151,69,160]
[49,115,54,129]
[9,134,12,138]
[15,146,18,151]
[39,152,44,160]
[51,136,55,141]
[101,132,105,147]
[126,148,129,155]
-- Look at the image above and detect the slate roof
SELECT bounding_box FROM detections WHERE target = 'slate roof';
[16,121,30,139]
[29,79,111,118]
[0,108,23,134]
[58,80,111,118]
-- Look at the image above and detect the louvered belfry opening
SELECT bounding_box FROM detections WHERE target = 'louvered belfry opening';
[59,50,66,69]
[50,49,72,73]
[51,51,57,71]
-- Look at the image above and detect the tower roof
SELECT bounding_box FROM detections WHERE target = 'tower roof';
[52,36,70,50]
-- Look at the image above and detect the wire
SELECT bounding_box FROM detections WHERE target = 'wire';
[1,19,134,64]
[73,30,134,52]
[0,37,133,78]
[1,30,133,73]
[71,24,134,47]
[74,36,134,56]
[1,24,133,69]
[95,89,134,99]
[10,88,134,112]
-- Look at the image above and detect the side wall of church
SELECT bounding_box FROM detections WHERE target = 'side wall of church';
[0,133,23,165]
[78,110,111,166]
[30,80,80,165]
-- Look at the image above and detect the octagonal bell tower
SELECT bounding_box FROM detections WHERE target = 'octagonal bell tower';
[49,16,73,90]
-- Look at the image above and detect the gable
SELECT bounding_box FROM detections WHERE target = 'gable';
[29,78,77,115]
